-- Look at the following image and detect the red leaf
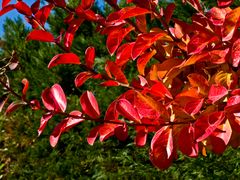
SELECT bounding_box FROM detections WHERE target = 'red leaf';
[64,32,74,50]
[82,9,99,21]
[150,127,174,170]
[50,119,67,147]
[31,0,40,14]
[222,7,240,41]
[53,0,66,7]
[225,95,240,114]
[48,53,80,68]
[21,78,29,100]
[178,125,199,157]
[81,0,94,10]
[208,119,232,154]
[187,32,218,55]
[208,84,228,104]
[85,46,95,69]
[181,52,209,67]
[80,91,100,119]
[35,4,54,26]
[185,98,204,115]
[0,94,8,112]
[64,111,84,131]
[149,81,173,99]
[5,101,26,116]
[232,39,240,67]
[114,123,128,141]
[132,32,170,60]
[87,123,123,145]
[115,42,135,66]
[135,127,147,147]
[26,30,55,42]
[164,3,176,24]
[106,26,134,55]
[194,111,225,142]
[217,0,234,7]
[74,72,93,87]
[207,7,229,26]
[176,97,204,116]
[0,4,15,16]
[30,99,41,110]
[118,6,151,21]
[2,0,11,8]
[106,61,128,84]
[15,1,32,16]
[100,80,120,87]
[104,101,119,121]
[38,112,53,136]
[187,73,209,96]
[116,99,141,123]
[136,15,147,33]
[209,48,229,64]
[137,49,156,75]
[87,126,100,145]
[99,123,118,142]
[50,111,84,147]
[41,84,67,112]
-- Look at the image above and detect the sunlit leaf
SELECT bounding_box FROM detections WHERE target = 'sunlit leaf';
[26,30,55,42]
[232,39,240,67]
[15,1,32,16]
[208,84,228,104]
[75,72,93,87]
[178,125,198,157]
[150,126,174,170]
[194,111,225,142]
[41,84,67,112]
[116,98,141,123]
[48,53,80,68]
[80,91,100,119]
[222,7,240,41]
[85,46,95,69]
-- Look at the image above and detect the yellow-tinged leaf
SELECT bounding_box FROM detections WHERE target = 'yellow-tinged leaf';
[181,53,209,68]
[156,58,182,79]
[149,64,159,81]
[222,7,240,41]
[211,71,232,87]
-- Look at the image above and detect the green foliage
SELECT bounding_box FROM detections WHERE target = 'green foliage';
[1,110,240,179]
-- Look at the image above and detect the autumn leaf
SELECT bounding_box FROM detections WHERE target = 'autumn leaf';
[150,127,174,170]
[41,84,67,112]
[80,91,100,119]
[26,30,55,42]
[116,98,141,123]
[48,53,80,68]
[208,84,228,104]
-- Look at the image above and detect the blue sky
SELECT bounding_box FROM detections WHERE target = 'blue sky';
[0,0,36,37]
[0,0,105,37]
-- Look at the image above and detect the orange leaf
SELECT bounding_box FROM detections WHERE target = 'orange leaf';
[137,49,156,75]
[222,7,240,41]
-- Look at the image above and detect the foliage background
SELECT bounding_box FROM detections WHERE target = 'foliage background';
[0,0,240,179]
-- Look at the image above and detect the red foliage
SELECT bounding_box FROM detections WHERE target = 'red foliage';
[1,0,240,170]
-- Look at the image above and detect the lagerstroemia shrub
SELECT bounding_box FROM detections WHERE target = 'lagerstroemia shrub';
[0,0,240,170]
